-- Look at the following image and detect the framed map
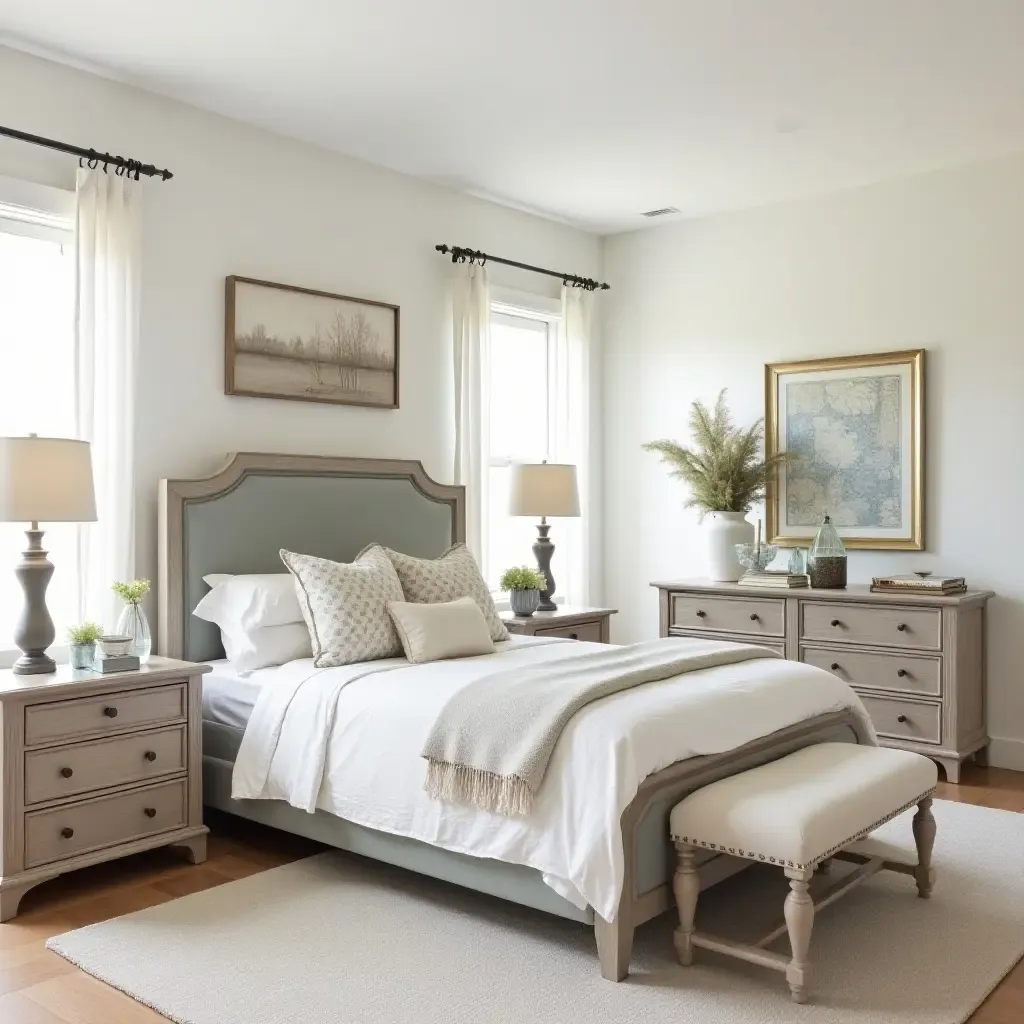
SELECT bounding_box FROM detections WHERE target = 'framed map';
[765,350,924,550]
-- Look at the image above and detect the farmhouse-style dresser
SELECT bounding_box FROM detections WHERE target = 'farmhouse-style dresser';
[652,579,993,783]
[0,656,209,920]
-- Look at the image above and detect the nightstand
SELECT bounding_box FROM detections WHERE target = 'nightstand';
[0,656,210,920]
[502,606,617,643]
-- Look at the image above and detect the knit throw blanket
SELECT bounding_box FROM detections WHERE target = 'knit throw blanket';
[421,637,779,816]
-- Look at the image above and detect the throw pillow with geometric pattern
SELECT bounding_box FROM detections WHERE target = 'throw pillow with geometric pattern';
[280,545,405,667]
[365,542,510,642]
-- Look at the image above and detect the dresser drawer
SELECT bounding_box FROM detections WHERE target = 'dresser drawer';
[670,594,785,638]
[24,725,187,806]
[24,683,187,747]
[674,630,786,658]
[801,602,941,651]
[858,694,941,746]
[801,647,942,698]
[533,621,605,642]
[24,778,187,869]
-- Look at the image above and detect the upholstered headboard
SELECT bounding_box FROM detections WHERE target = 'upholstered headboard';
[158,453,465,662]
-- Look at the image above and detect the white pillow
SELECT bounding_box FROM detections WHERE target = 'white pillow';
[388,596,495,665]
[219,622,313,675]
[194,573,303,632]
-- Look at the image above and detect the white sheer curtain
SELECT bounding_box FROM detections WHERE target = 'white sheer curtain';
[452,263,490,561]
[75,169,142,632]
[552,285,593,605]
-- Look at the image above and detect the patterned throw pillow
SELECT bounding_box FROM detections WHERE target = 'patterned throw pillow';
[367,542,510,642]
[279,546,404,667]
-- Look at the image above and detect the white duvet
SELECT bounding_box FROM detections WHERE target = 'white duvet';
[232,636,874,920]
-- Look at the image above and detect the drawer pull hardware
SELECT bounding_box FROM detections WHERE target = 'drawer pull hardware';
[897,623,908,632]
[897,669,909,678]
[103,706,118,718]
[144,750,157,762]
[749,613,759,621]
[59,766,74,778]
[897,714,908,724]
[830,619,841,627]
[695,610,706,618]
[569,632,578,640]
[60,826,74,839]
[830,662,840,671]
[144,807,157,818]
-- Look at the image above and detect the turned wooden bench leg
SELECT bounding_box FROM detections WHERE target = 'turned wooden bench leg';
[673,842,700,966]
[784,867,815,1003]
[912,796,936,899]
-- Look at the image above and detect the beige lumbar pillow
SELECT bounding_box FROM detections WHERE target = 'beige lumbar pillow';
[367,542,510,642]
[388,596,496,665]
[280,546,404,667]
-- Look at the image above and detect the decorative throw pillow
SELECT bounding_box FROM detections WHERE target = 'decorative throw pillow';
[388,596,496,665]
[279,546,404,667]
[368,542,509,642]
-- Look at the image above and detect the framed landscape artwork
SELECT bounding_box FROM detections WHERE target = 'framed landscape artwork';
[765,349,924,550]
[225,276,399,408]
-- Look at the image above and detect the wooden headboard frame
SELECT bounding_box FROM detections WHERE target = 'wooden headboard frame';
[158,452,465,660]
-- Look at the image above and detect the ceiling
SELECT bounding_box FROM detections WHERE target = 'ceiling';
[4,0,1024,233]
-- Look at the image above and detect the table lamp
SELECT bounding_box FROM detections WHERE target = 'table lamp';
[508,461,580,611]
[0,436,97,674]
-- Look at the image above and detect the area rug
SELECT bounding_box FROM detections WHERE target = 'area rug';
[48,799,1024,1024]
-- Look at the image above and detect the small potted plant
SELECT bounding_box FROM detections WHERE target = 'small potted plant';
[67,622,102,670]
[500,566,548,617]
[112,578,152,663]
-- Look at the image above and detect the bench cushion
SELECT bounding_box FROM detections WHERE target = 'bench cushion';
[669,743,937,869]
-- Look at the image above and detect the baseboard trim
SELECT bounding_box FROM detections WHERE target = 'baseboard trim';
[987,736,1024,772]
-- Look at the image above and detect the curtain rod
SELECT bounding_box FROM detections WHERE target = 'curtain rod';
[0,125,173,181]
[435,244,609,291]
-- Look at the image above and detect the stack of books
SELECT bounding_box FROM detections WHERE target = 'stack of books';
[738,570,809,589]
[871,574,967,596]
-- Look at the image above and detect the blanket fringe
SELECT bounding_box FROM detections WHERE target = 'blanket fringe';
[424,760,534,816]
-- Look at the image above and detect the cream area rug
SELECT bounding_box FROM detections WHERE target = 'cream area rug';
[48,799,1024,1024]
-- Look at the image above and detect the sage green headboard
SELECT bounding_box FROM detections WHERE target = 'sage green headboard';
[158,454,465,662]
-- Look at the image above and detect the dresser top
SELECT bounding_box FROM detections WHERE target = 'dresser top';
[651,578,994,607]
[0,656,209,698]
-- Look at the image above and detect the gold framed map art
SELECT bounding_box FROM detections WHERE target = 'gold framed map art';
[765,349,924,550]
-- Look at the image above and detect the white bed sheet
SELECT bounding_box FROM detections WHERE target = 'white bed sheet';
[232,636,874,920]
[202,660,264,732]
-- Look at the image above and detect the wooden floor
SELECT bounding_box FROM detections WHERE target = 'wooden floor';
[0,766,1022,1023]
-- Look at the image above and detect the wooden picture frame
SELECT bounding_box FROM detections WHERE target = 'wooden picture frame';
[765,349,924,550]
[225,276,399,409]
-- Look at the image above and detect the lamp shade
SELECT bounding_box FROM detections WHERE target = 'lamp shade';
[0,436,97,523]
[508,462,580,518]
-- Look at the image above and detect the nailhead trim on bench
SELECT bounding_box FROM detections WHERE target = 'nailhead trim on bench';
[671,787,936,871]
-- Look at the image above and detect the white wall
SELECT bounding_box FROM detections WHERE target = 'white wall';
[603,153,1024,769]
[0,46,602,607]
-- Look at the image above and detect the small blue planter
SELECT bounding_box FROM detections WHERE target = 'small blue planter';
[509,589,541,617]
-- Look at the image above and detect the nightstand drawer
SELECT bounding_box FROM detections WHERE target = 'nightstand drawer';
[670,594,785,637]
[857,694,942,746]
[24,725,187,806]
[533,621,605,642]
[24,683,187,747]
[24,778,187,869]
[801,647,942,698]
[802,602,941,651]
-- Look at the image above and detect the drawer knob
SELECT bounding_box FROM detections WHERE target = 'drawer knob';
[569,632,578,640]
[144,750,157,762]
[830,662,841,671]
[59,766,74,779]
[695,609,706,618]
[897,623,908,632]
[60,826,74,839]
[103,706,118,718]
[749,613,759,621]
[830,619,841,628]
[897,714,908,724]
[897,668,909,678]
[144,807,157,818]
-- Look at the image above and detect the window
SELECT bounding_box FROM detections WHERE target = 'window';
[0,183,77,651]
[485,301,560,592]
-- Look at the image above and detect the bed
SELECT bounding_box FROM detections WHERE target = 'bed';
[158,452,873,980]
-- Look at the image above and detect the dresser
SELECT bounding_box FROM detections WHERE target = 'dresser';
[0,656,210,920]
[652,580,993,783]
[502,606,617,642]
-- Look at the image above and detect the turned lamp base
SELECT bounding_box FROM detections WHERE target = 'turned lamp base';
[12,525,57,676]
[533,518,558,612]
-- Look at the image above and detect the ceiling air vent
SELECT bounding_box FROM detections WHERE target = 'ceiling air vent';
[641,207,680,218]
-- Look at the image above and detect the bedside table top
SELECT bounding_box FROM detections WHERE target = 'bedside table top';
[0,656,210,698]
[501,605,618,625]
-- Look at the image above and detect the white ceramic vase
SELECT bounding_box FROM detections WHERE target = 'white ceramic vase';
[705,511,754,582]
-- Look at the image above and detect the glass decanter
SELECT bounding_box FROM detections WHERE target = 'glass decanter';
[807,514,847,589]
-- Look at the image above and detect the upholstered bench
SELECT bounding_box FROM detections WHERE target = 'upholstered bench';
[669,743,938,1003]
